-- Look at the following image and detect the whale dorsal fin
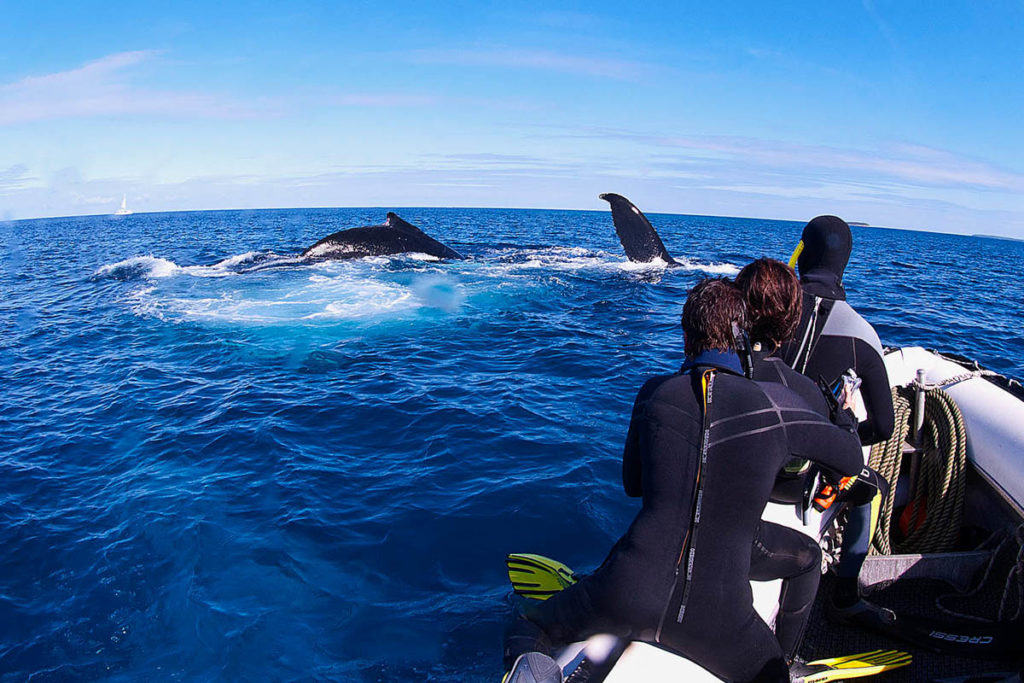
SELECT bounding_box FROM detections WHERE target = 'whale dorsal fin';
[385,212,424,235]
[599,193,678,265]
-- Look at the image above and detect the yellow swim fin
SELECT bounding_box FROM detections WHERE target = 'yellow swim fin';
[505,553,578,601]
[791,649,911,683]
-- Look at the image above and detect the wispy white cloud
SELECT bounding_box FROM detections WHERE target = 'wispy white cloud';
[556,127,1024,193]
[4,154,1023,238]
[0,51,271,126]
[69,191,119,206]
[327,93,440,107]
[861,0,900,53]
[419,152,585,173]
[408,47,653,81]
[0,164,34,194]
[306,89,534,112]
[532,11,607,32]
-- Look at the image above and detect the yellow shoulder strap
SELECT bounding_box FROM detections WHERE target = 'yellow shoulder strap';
[701,369,714,408]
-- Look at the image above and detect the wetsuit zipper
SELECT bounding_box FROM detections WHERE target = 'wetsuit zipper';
[655,370,714,641]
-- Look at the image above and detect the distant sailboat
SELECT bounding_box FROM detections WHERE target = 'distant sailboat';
[115,194,133,216]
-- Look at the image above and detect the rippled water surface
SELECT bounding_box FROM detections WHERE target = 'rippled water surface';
[2,208,1022,680]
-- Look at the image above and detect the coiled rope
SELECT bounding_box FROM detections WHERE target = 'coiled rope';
[868,385,968,555]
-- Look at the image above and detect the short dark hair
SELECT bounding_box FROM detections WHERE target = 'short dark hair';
[681,278,747,357]
[735,258,802,347]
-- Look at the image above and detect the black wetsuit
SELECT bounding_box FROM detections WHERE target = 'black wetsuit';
[778,215,893,446]
[747,348,834,660]
[778,216,895,587]
[505,351,863,682]
[751,349,828,415]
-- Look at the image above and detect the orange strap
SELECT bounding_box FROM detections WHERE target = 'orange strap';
[812,476,856,512]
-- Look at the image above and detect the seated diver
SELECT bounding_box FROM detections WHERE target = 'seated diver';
[503,277,864,683]
[776,217,896,628]
[735,258,888,661]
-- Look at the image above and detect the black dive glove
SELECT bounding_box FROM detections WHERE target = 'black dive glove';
[832,404,859,434]
[838,466,890,506]
[813,465,889,512]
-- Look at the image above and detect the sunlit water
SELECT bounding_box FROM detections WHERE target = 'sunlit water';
[1,208,1022,680]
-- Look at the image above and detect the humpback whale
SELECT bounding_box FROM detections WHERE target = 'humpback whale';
[302,212,464,261]
[599,193,680,266]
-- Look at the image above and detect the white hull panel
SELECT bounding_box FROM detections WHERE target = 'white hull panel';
[883,347,1024,515]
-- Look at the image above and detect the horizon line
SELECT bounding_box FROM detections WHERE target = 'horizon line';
[1,203,966,238]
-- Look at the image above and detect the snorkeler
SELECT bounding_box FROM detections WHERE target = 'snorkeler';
[780,215,894,445]
[778,216,896,626]
[503,278,864,683]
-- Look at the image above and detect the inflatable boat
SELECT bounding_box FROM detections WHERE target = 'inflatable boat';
[526,347,1024,682]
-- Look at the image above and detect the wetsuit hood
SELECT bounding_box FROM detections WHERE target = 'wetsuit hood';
[797,215,851,300]
[681,349,744,376]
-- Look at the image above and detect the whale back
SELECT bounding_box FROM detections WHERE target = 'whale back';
[302,213,464,260]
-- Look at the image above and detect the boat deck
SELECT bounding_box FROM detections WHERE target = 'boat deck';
[801,569,1021,682]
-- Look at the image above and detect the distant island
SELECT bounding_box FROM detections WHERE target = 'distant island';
[974,234,1024,243]
[849,221,870,227]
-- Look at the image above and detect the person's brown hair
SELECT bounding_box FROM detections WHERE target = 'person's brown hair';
[734,258,802,347]
[681,278,747,357]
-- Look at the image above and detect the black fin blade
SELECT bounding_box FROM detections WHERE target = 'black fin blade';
[599,193,677,265]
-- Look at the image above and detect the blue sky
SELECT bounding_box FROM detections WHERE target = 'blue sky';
[1,1,1022,235]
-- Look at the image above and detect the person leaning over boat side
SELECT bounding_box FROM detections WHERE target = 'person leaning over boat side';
[735,258,888,658]
[735,257,835,661]
[778,216,896,625]
[502,278,864,683]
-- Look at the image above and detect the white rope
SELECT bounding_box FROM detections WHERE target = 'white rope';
[912,369,999,391]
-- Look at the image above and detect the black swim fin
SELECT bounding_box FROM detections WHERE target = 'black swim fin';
[832,600,1024,661]
[599,193,679,266]
[931,672,1022,683]
[881,610,1024,661]
[790,649,912,683]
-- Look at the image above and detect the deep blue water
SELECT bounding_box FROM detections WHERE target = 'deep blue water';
[1,208,1022,681]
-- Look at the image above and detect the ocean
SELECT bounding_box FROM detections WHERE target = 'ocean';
[1,208,1022,681]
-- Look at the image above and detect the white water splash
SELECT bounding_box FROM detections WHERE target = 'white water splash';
[101,246,736,326]
[95,252,307,280]
[95,256,180,280]
[675,256,740,275]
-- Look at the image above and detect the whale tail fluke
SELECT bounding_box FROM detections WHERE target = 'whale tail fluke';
[599,193,678,266]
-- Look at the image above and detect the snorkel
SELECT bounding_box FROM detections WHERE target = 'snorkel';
[788,240,804,270]
[732,321,754,379]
